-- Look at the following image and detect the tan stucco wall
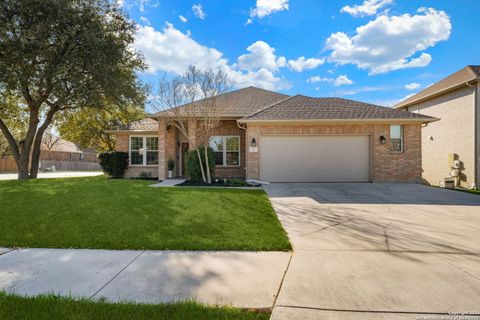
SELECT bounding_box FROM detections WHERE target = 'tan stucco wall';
[406,85,476,187]
[245,123,422,182]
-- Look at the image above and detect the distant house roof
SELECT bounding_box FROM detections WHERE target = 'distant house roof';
[151,86,289,118]
[395,65,480,109]
[41,137,96,154]
[240,95,436,123]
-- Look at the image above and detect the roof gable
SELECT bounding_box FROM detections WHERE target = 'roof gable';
[395,65,480,109]
[151,86,289,118]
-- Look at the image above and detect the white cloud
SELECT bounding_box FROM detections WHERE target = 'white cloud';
[237,41,286,71]
[307,75,353,86]
[250,0,289,19]
[287,57,325,72]
[334,75,354,86]
[179,15,188,23]
[405,82,421,90]
[192,4,206,19]
[135,23,224,75]
[134,24,290,90]
[341,0,393,17]
[326,8,451,74]
[336,86,386,96]
[139,16,151,25]
[116,0,159,12]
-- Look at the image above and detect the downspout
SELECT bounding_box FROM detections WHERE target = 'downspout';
[237,120,248,180]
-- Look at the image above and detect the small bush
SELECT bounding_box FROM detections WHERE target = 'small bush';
[227,179,249,187]
[167,159,175,171]
[99,152,129,178]
[186,146,215,182]
[139,171,152,179]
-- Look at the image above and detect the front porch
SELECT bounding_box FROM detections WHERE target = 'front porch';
[158,119,246,181]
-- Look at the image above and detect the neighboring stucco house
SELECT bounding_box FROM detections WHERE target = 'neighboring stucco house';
[110,86,435,182]
[395,65,480,188]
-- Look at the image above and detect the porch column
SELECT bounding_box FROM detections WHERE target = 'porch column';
[187,119,198,150]
[158,119,167,180]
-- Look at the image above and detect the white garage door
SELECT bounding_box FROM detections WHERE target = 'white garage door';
[260,135,370,182]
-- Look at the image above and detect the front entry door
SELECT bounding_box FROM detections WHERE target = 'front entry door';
[181,142,189,176]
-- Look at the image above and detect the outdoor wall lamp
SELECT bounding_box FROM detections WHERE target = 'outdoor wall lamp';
[379,135,386,144]
[251,138,257,147]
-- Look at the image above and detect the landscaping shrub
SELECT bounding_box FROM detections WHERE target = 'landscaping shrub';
[99,152,129,178]
[186,146,215,182]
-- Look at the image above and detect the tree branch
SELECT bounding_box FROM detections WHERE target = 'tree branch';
[0,118,20,161]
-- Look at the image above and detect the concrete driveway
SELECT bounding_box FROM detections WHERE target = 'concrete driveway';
[264,183,480,319]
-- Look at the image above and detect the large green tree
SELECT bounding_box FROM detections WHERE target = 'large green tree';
[58,103,146,152]
[0,0,145,179]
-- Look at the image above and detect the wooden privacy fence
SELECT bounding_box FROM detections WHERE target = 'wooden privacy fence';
[0,159,101,172]
[0,158,17,172]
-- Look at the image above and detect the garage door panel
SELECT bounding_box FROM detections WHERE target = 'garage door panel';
[260,135,370,182]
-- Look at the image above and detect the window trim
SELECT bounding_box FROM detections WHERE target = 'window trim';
[129,135,159,166]
[209,135,241,167]
[390,125,404,153]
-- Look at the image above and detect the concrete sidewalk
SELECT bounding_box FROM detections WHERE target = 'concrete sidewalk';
[0,248,290,308]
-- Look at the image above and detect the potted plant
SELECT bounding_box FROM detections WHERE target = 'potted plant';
[167,159,175,179]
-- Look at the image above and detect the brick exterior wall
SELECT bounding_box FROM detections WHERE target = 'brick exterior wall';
[114,131,160,179]
[245,123,422,182]
[115,121,422,182]
[181,119,246,179]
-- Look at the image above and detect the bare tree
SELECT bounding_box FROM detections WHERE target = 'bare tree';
[154,66,230,183]
[41,128,63,151]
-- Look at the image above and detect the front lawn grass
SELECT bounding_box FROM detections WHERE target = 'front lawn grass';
[0,292,270,320]
[0,176,291,251]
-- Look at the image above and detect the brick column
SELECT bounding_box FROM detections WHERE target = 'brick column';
[158,119,167,180]
[246,125,260,180]
[187,119,198,150]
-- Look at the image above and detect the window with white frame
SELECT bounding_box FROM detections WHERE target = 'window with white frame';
[130,136,158,165]
[209,136,240,166]
[390,125,403,152]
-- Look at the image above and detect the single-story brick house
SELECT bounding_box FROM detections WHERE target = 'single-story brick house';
[110,86,436,182]
[395,65,480,188]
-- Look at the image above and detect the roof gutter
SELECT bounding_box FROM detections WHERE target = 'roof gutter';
[238,118,439,125]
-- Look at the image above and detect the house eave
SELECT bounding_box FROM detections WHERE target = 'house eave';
[395,79,479,109]
[237,118,438,125]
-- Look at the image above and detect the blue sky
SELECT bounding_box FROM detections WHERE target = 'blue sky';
[120,0,480,107]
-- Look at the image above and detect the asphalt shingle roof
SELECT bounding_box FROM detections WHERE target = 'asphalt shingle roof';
[395,65,480,109]
[119,118,158,131]
[241,95,435,121]
[151,86,289,118]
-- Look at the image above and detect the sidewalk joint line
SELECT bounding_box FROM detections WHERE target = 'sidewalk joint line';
[272,252,293,308]
[0,248,17,256]
[382,227,390,251]
[275,305,453,315]
[90,250,145,299]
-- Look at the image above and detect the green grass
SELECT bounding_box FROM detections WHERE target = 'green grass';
[0,176,291,251]
[0,292,270,320]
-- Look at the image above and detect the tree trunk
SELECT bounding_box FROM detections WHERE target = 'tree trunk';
[29,137,42,178]
[16,155,30,180]
[204,146,211,184]
[29,106,57,178]
[196,148,206,183]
